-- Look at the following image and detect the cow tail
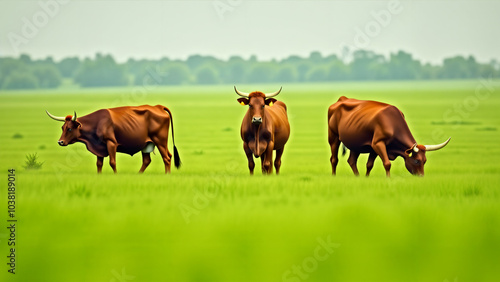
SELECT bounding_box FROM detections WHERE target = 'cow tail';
[341,143,347,157]
[164,107,181,169]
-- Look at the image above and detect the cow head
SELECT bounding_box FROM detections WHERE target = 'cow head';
[404,137,451,176]
[235,86,281,125]
[46,111,81,146]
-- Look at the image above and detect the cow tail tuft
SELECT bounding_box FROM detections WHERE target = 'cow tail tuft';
[173,146,181,169]
[164,107,181,169]
[342,143,347,156]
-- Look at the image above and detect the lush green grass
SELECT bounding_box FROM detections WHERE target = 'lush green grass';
[1,80,500,282]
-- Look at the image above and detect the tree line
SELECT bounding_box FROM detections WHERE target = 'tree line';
[1,50,499,89]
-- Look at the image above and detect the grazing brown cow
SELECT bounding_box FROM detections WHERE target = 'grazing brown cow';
[46,105,180,173]
[235,86,290,175]
[328,96,450,177]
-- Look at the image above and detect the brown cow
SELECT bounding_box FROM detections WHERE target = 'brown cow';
[235,86,290,175]
[328,96,450,177]
[46,105,180,173]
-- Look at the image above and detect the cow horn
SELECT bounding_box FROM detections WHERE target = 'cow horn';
[424,137,451,152]
[265,86,282,98]
[46,110,66,122]
[412,143,419,153]
[234,86,249,98]
[72,111,77,121]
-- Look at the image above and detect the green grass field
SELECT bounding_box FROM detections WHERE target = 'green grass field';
[1,80,500,282]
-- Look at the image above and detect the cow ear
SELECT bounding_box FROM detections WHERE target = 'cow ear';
[73,120,82,128]
[237,98,249,106]
[265,98,277,106]
[405,148,413,157]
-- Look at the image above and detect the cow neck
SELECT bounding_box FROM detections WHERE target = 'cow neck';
[75,117,105,157]
[393,124,417,158]
[77,126,93,145]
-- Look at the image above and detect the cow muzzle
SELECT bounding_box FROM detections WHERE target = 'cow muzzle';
[252,116,262,125]
[58,140,65,146]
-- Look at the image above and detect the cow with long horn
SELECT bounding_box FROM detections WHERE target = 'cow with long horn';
[46,105,181,174]
[236,86,290,174]
[328,96,451,176]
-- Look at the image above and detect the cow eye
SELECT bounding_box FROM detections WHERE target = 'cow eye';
[262,105,265,109]
[68,128,72,132]
[414,159,420,165]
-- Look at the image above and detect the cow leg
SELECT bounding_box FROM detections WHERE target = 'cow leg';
[96,156,104,173]
[151,136,171,174]
[366,152,377,177]
[262,142,274,174]
[371,141,391,177]
[243,142,255,175]
[347,151,360,176]
[274,148,284,175]
[139,152,151,173]
[106,140,118,173]
[328,129,340,175]
[157,145,172,173]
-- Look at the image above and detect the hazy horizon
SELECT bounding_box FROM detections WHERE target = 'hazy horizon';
[1,0,499,64]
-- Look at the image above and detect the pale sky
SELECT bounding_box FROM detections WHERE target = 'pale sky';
[1,0,499,64]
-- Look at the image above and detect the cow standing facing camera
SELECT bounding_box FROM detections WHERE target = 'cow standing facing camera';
[46,105,180,174]
[235,86,290,175]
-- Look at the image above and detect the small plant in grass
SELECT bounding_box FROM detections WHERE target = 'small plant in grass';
[23,153,44,170]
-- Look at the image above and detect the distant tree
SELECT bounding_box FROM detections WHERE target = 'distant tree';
[249,55,258,63]
[490,59,500,70]
[350,50,386,80]
[19,54,32,65]
[307,66,329,82]
[42,56,55,65]
[324,54,341,64]
[327,61,349,81]
[466,56,479,78]
[2,71,39,89]
[196,65,219,84]
[420,63,439,79]
[74,54,128,87]
[247,64,277,83]
[0,58,24,88]
[32,64,62,88]
[222,56,247,84]
[186,55,220,71]
[57,57,81,78]
[281,55,304,65]
[161,62,192,85]
[440,56,471,79]
[3,49,500,88]
[131,60,162,86]
[387,51,421,80]
[478,63,497,78]
[296,62,312,82]
[309,51,324,64]
[275,65,298,82]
